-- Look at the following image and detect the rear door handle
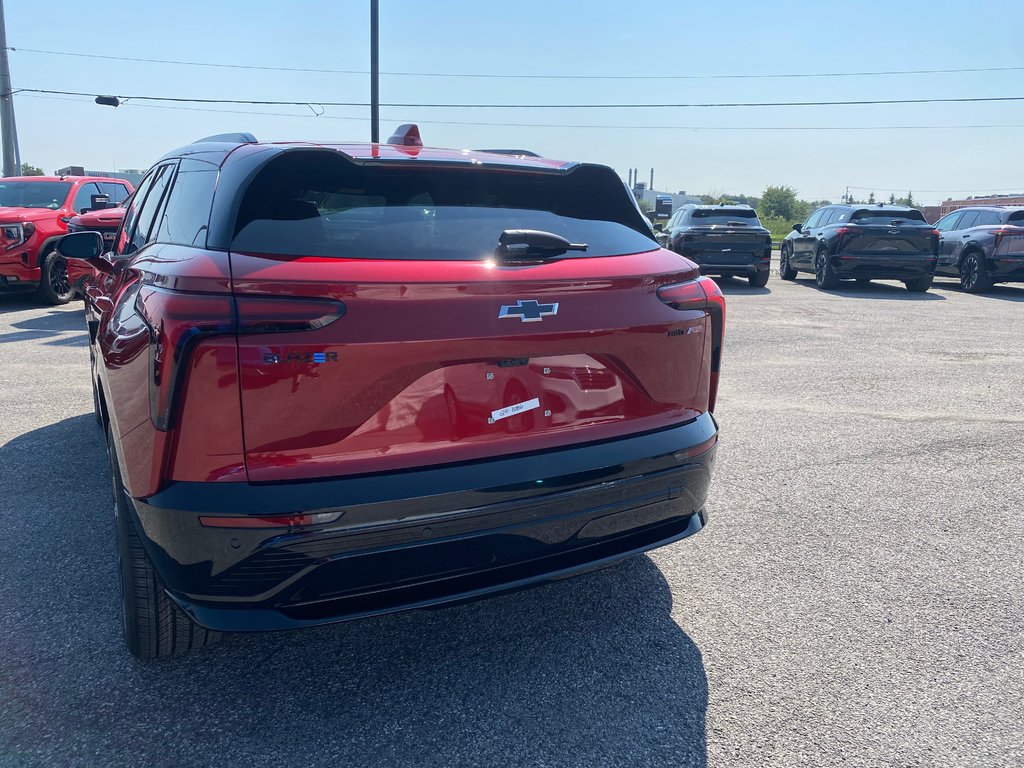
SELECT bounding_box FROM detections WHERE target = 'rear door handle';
[962,234,970,238]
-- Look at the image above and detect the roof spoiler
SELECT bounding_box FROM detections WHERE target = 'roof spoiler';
[193,132,258,144]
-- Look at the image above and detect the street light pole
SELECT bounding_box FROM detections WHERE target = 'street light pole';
[370,0,379,143]
[0,0,22,177]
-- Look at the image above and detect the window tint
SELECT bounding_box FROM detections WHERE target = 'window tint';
[0,180,71,209]
[691,208,760,225]
[850,209,927,223]
[934,211,963,231]
[154,161,217,246]
[128,164,174,254]
[72,183,100,214]
[975,211,1000,226]
[956,210,980,229]
[99,182,131,205]
[115,172,158,256]
[805,209,826,228]
[232,152,657,261]
[1006,210,1024,225]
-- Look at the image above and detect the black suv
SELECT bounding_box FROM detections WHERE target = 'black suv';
[932,206,1024,293]
[659,204,772,287]
[780,204,939,292]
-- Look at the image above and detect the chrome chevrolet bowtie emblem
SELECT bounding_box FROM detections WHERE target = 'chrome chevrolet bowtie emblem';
[498,299,559,322]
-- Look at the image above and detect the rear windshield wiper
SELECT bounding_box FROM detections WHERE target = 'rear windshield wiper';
[496,229,588,261]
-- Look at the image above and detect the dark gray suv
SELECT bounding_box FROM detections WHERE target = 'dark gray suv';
[933,206,1024,293]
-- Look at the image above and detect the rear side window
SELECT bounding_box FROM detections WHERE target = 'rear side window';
[805,209,826,228]
[850,209,927,223]
[956,210,980,229]
[1006,210,1024,225]
[691,209,760,225]
[975,211,1000,226]
[128,164,173,254]
[154,160,218,246]
[99,182,131,205]
[231,152,656,260]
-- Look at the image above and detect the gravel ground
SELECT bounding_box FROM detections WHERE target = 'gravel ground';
[1,269,1022,768]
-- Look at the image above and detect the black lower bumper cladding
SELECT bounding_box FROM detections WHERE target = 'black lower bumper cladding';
[132,414,718,631]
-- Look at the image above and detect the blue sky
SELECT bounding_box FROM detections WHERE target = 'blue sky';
[6,0,1023,204]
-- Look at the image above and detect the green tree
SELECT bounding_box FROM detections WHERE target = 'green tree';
[888,193,897,204]
[760,185,800,220]
[867,191,876,204]
[20,163,44,176]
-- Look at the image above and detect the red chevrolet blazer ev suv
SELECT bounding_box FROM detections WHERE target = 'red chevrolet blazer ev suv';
[59,129,725,658]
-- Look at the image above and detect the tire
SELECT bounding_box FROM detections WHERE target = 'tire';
[36,247,75,305]
[108,427,221,658]
[904,275,933,293]
[779,245,797,280]
[814,246,839,290]
[749,269,769,288]
[959,251,993,294]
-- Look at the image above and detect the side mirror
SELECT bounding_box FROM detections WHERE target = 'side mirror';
[58,231,105,260]
[89,193,111,212]
[792,223,803,233]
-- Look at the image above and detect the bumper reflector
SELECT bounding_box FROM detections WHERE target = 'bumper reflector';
[199,511,343,529]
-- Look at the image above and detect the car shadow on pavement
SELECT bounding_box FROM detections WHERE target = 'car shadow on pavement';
[0,414,709,768]
[790,276,946,300]
[709,275,771,295]
[0,301,88,345]
[930,279,1024,302]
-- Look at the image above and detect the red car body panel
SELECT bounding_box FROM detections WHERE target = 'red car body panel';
[231,248,709,482]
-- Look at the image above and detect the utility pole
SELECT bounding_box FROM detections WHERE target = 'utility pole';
[369,0,379,143]
[0,0,22,177]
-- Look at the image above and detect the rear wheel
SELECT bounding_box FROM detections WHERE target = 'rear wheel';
[960,252,993,293]
[108,427,221,658]
[779,245,797,280]
[36,247,75,305]
[814,246,839,290]
[904,275,933,293]
[749,269,769,288]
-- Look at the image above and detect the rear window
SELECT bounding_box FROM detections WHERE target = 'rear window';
[850,209,926,223]
[690,209,760,226]
[232,152,656,260]
[1005,210,1024,225]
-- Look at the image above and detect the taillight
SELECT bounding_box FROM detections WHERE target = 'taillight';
[835,226,852,235]
[135,288,348,430]
[235,296,346,333]
[199,511,343,528]
[135,287,235,430]
[657,277,726,413]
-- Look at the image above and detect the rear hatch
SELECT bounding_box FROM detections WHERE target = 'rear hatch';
[680,209,769,258]
[229,152,714,482]
[839,210,937,255]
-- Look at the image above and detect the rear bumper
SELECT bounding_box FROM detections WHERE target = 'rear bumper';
[832,252,936,279]
[131,414,718,632]
[682,248,771,276]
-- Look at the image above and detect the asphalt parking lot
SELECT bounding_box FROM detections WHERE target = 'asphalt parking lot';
[1,268,1022,768]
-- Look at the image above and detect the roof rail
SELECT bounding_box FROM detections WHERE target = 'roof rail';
[192,132,257,144]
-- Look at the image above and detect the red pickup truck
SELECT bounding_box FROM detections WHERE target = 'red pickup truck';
[0,175,133,304]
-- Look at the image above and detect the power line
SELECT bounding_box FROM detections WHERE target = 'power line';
[847,184,1024,194]
[12,87,1024,109]
[20,94,1024,132]
[9,47,1024,81]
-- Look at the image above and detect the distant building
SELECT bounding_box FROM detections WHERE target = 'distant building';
[632,185,703,212]
[54,166,145,186]
[937,193,1024,217]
